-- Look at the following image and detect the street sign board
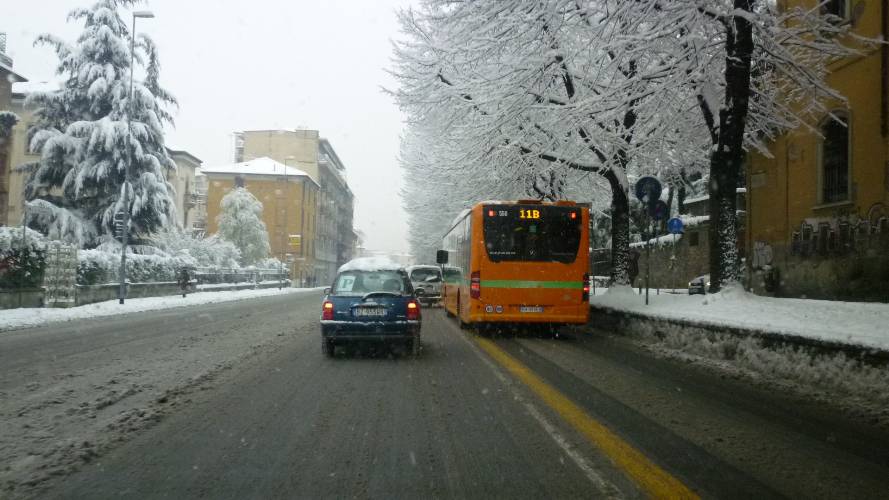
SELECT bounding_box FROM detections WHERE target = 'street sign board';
[634,176,662,204]
[649,200,669,220]
[667,217,684,234]
[288,234,301,249]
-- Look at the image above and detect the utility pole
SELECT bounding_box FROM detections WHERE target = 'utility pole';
[118,10,154,305]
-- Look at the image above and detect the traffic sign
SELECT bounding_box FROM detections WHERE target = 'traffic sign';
[634,176,662,204]
[649,200,669,220]
[667,217,684,234]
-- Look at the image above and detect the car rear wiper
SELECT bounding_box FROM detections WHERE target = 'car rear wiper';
[361,291,403,301]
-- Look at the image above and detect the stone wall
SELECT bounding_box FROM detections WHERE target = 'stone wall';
[633,224,711,289]
[75,281,187,307]
[0,288,44,309]
[748,221,889,301]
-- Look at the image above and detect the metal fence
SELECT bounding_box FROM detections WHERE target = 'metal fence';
[194,267,289,285]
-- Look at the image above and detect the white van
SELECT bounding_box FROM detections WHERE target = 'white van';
[406,265,443,306]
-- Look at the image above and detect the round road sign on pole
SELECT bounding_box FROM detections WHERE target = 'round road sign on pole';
[667,217,684,234]
[634,176,662,204]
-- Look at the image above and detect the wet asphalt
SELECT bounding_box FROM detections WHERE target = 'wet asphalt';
[14,292,889,499]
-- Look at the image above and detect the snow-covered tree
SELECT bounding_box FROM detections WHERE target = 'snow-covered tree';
[150,227,241,268]
[216,187,270,266]
[393,0,862,289]
[391,1,709,282]
[618,0,863,291]
[20,0,178,248]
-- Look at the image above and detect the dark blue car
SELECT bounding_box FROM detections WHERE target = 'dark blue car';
[320,257,422,357]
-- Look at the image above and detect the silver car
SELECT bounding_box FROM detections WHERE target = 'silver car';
[406,265,443,306]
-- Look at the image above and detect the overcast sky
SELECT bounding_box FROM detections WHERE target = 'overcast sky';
[5,0,414,254]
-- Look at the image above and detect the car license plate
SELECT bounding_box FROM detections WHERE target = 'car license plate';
[355,307,386,317]
[519,306,544,313]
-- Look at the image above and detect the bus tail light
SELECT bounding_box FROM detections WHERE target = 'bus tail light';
[322,301,334,320]
[470,271,481,299]
[406,300,420,320]
[582,274,590,301]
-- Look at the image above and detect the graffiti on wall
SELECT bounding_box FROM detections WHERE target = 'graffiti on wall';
[789,203,889,258]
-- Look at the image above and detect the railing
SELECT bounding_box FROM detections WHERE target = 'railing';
[194,267,288,285]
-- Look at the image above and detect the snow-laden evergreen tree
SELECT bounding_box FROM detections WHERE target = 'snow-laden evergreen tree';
[216,187,271,266]
[21,0,177,248]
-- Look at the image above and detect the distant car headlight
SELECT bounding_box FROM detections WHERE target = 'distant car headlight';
[706,281,711,287]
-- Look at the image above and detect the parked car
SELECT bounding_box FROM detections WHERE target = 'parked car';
[406,265,443,306]
[320,257,422,357]
[688,274,710,295]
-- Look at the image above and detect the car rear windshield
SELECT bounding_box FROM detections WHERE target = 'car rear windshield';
[483,205,581,263]
[332,270,411,296]
[442,268,462,281]
[410,268,441,283]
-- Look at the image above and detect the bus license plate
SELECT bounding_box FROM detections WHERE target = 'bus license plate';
[355,307,386,317]
[519,306,544,313]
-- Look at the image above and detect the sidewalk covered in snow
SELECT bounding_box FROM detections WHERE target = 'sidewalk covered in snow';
[591,287,889,352]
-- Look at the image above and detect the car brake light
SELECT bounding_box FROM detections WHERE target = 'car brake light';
[406,300,420,320]
[322,301,334,320]
[470,271,481,299]
[582,273,590,301]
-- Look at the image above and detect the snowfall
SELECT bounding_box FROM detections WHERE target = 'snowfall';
[592,286,889,352]
[0,286,320,332]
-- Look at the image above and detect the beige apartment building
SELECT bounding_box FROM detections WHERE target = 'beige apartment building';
[0,32,29,226]
[201,157,319,284]
[166,148,206,233]
[233,129,355,285]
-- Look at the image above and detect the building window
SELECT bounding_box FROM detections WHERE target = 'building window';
[821,0,848,18]
[819,113,850,204]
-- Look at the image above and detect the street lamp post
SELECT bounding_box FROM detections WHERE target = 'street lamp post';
[280,156,296,289]
[118,10,154,305]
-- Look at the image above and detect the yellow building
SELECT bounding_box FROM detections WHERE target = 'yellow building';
[747,0,889,300]
[234,129,356,285]
[201,157,319,285]
[0,33,29,226]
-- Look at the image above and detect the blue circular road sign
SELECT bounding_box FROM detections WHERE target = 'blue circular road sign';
[667,217,684,234]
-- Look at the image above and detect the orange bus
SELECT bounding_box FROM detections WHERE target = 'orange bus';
[440,200,590,329]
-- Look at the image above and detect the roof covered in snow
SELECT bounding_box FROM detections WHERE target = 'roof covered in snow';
[200,157,319,186]
[338,256,404,273]
[11,80,59,96]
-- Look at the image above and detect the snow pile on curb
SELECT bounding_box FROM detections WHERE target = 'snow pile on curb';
[0,287,323,332]
[592,286,889,351]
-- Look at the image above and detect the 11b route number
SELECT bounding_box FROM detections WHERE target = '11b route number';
[519,209,541,219]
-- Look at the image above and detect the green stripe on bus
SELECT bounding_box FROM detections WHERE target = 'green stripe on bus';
[480,280,583,289]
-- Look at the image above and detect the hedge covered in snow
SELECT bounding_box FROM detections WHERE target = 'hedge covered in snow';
[0,226,47,289]
[78,248,197,285]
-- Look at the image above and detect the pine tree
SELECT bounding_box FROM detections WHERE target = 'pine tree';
[21,0,177,248]
[216,188,271,266]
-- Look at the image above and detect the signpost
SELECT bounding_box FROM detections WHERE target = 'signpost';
[667,217,684,293]
[634,177,663,306]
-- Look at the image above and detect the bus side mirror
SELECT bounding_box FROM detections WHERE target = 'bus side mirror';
[436,250,448,265]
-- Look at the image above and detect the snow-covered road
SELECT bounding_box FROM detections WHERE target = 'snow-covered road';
[0,287,323,333]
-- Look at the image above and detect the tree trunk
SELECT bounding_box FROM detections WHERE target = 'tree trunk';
[708,1,754,292]
[606,170,631,285]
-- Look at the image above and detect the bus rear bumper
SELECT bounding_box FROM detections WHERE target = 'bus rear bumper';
[468,312,589,325]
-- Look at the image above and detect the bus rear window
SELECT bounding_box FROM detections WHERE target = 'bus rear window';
[482,205,581,263]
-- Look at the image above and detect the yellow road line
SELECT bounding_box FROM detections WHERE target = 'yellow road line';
[474,336,699,500]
